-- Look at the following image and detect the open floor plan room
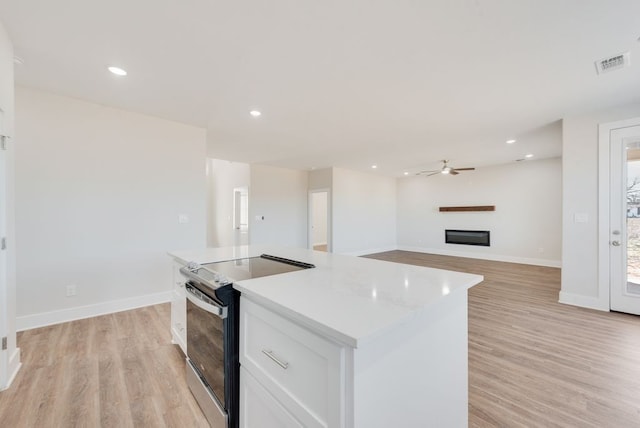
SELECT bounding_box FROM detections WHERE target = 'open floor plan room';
[1,252,639,427]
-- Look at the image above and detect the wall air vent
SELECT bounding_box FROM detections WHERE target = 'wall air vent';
[595,52,630,74]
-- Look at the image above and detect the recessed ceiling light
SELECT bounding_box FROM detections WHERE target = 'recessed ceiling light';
[250,110,261,117]
[371,165,378,169]
[403,172,409,176]
[108,66,127,76]
[506,139,516,144]
[525,153,534,158]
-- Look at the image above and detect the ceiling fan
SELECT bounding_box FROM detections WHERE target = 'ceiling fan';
[416,160,476,177]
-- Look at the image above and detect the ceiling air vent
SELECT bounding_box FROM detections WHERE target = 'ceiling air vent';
[595,52,630,74]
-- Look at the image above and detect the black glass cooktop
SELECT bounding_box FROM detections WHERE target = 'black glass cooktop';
[201,254,314,283]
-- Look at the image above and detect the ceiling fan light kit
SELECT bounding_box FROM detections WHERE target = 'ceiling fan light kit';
[416,160,476,177]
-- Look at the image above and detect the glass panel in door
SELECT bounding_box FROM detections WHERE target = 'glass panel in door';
[610,125,640,315]
[626,143,640,297]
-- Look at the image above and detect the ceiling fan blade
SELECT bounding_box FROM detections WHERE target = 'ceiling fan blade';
[416,170,440,175]
[454,167,475,171]
[422,171,441,177]
[449,170,460,175]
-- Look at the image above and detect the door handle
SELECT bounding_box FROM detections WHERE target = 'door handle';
[612,241,621,246]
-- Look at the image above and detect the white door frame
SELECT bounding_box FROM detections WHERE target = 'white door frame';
[598,116,640,311]
[0,112,7,389]
[308,189,331,252]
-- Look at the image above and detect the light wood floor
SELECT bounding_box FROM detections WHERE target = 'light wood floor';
[2,251,640,427]
[366,251,640,427]
[0,304,208,427]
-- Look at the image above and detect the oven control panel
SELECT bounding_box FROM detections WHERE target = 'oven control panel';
[181,263,232,290]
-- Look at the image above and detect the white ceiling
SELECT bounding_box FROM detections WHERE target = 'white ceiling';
[1,0,640,176]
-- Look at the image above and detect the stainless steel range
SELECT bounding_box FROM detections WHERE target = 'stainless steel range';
[179,254,315,428]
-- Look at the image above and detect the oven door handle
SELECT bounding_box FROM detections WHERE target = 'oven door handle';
[185,284,228,319]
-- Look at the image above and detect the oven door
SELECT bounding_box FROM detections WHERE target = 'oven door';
[185,282,228,426]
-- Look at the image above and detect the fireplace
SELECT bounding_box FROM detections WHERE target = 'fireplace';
[445,230,490,247]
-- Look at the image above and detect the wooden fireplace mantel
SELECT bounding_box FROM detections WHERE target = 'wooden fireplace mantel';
[439,205,495,212]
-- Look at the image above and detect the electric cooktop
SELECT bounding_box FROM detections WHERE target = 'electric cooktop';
[199,254,315,284]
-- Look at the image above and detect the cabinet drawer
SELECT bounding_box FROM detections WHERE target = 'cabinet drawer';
[240,298,344,428]
[240,366,303,428]
[171,289,187,353]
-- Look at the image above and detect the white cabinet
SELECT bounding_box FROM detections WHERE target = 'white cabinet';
[240,366,303,428]
[240,297,345,428]
[170,262,187,354]
[239,289,470,428]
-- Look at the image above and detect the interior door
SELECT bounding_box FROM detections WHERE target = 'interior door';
[308,190,330,252]
[610,125,640,315]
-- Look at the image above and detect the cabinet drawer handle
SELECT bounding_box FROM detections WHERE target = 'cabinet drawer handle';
[262,349,289,370]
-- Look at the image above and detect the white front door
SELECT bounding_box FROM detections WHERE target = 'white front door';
[610,125,640,315]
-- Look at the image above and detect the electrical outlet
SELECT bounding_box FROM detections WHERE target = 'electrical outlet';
[66,284,77,297]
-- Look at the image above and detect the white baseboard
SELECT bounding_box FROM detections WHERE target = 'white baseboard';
[17,291,173,332]
[340,245,399,257]
[312,241,328,247]
[558,291,609,312]
[396,245,562,268]
[3,348,22,390]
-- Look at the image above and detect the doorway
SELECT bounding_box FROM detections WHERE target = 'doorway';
[609,124,640,315]
[233,187,249,246]
[308,190,330,252]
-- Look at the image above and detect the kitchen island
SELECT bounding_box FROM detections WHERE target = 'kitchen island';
[169,246,483,428]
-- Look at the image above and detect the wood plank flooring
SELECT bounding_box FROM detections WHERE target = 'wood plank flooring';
[365,251,640,427]
[0,304,208,427]
[1,251,640,427]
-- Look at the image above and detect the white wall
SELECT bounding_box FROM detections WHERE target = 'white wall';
[562,103,640,310]
[249,164,308,248]
[308,168,332,191]
[0,18,20,389]
[206,158,250,247]
[332,167,397,255]
[397,158,562,266]
[15,87,207,329]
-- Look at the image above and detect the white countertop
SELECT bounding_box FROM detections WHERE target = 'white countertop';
[169,246,483,348]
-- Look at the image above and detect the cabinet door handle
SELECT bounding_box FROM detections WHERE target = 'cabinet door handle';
[262,349,289,370]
